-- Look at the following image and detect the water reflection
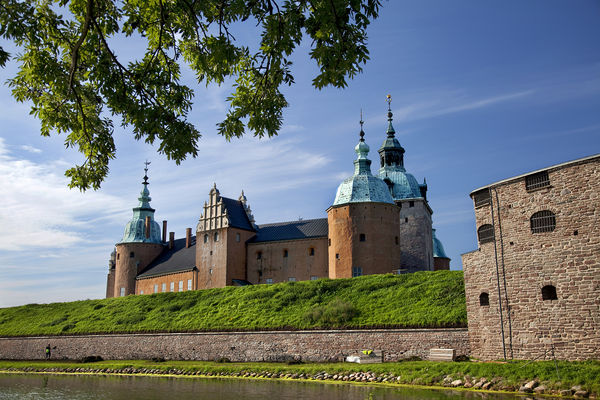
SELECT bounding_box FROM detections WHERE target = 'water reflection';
[0,373,524,400]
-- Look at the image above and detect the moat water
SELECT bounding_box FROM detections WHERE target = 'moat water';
[0,373,525,399]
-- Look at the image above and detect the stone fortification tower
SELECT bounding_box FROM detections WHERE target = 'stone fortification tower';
[109,163,164,297]
[327,120,401,279]
[378,97,434,271]
[196,185,257,288]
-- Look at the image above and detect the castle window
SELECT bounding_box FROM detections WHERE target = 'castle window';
[120,287,125,297]
[309,247,315,256]
[328,238,331,246]
[405,217,408,223]
[310,276,318,280]
[478,224,495,244]
[140,290,144,295]
[204,234,208,243]
[395,236,399,245]
[214,232,219,242]
[117,253,120,260]
[531,210,556,233]
[283,249,288,258]
[162,283,166,292]
[170,282,174,292]
[179,280,183,291]
[209,268,213,275]
[154,284,158,293]
[187,279,192,290]
[288,277,296,282]
[266,278,273,284]
[236,233,240,242]
[542,285,558,301]
[479,292,489,306]
[359,233,366,242]
[526,171,550,191]
[335,253,339,259]
[352,266,363,277]
[257,251,262,260]
[473,189,491,208]
[409,201,414,207]
[129,251,134,258]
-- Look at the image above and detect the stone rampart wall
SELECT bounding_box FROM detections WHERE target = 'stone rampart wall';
[0,329,469,362]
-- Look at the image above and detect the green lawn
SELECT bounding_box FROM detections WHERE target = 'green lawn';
[0,359,598,395]
[0,271,466,336]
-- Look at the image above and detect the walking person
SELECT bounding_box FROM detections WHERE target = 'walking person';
[45,344,51,360]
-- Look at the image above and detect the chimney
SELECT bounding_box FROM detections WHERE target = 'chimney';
[169,232,174,249]
[145,216,151,239]
[162,220,167,243]
[186,228,192,248]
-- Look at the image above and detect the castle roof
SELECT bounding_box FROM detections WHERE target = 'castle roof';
[220,197,256,231]
[119,164,162,244]
[377,101,426,201]
[137,237,196,279]
[432,229,449,260]
[332,125,394,206]
[250,218,328,243]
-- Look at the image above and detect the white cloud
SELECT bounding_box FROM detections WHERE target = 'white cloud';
[0,137,129,251]
[20,145,42,154]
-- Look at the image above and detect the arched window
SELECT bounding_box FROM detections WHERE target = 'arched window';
[214,232,219,242]
[283,249,288,258]
[477,224,495,244]
[203,234,208,243]
[479,292,489,306]
[542,285,558,301]
[359,233,366,242]
[531,211,556,233]
[257,251,262,260]
[129,251,135,258]
[309,247,315,256]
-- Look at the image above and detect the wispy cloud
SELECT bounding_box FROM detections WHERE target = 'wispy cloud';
[0,137,129,251]
[20,145,42,154]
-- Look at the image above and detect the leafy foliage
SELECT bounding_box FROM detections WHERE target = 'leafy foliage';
[0,0,382,190]
[0,271,466,336]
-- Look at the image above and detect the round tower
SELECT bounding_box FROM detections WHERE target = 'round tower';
[377,96,434,272]
[327,118,401,279]
[112,162,164,297]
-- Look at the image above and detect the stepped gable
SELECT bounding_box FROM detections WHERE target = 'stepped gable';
[197,185,256,233]
[137,237,196,279]
[250,218,328,243]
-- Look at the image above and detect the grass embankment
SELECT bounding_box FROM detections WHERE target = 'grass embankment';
[0,271,466,337]
[0,359,598,396]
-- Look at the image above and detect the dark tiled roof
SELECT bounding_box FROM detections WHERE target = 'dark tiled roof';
[250,218,328,243]
[221,197,255,231]
[137,237,196,279]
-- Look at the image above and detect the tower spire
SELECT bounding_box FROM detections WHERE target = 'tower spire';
[386,94,395,137]
[359,109,365,142]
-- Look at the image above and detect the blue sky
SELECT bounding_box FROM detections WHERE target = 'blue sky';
[0,1,599,307]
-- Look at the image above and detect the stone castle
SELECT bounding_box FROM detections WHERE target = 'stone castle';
[106,103,450,298]
[462,153,600,360]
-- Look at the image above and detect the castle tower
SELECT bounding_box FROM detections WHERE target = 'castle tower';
[195,184,257,289]
[378,96,434,272]
[327,117,401,279]
[110,162,164,297]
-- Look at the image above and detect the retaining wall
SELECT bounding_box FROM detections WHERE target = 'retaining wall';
[0,328,469,362]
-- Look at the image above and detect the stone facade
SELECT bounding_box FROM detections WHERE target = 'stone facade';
[462,154,600,361]
[0,329,469,362]
[113,242,164,297]
[397,199,434,272]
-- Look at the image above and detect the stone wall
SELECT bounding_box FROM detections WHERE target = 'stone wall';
[462,155,600,361]
[398,198,434,272]
[0,329,469,362]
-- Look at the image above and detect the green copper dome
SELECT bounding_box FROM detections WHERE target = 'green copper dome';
[333,126,394,206]
[119,165,162,244]
[432,229,449,259]
[377,102,426,200]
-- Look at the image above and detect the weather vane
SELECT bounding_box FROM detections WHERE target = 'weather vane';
[143,160,151,184]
